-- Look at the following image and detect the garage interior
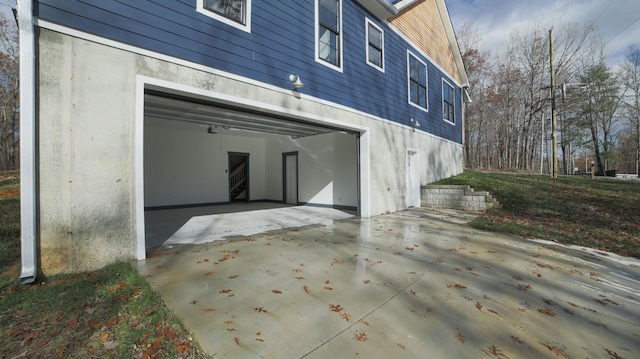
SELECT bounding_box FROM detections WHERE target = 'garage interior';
[143,90,361,251]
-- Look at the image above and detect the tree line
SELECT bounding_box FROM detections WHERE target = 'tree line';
[0,12,18,171]
[458,20,640,177]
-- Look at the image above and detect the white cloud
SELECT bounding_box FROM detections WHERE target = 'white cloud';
[447,0,640,66]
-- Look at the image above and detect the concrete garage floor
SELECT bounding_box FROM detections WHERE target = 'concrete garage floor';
[137,207,640,358]
[144,203,355,250]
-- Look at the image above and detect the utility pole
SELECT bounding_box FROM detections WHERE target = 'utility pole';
[540,112,544,174]
[549,29,558,178]
[636,92,639,178]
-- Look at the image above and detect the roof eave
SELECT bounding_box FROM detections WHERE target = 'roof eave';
[354,0,399,20]
[434,0,469,87]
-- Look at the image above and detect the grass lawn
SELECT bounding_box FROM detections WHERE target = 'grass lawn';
[434,170,640,258]
[0,174,211,358]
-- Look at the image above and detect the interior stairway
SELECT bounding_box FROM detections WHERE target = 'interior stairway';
[229,162,247,201]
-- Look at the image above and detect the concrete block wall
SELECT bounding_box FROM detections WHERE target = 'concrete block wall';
[421,185,501,211]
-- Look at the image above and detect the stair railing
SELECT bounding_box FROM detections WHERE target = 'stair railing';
[230,162,247,196]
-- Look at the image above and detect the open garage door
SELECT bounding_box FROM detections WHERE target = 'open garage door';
[142,89,362,252]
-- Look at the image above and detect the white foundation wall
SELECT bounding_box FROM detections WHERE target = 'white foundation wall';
[144,119,267,207]
[36,28,462,275]
[365,125,463,215]
[38,29,138,274]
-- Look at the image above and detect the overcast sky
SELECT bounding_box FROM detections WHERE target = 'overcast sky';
[447,0,640,66]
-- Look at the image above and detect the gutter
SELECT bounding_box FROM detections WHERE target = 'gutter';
[393,0,418,13]
[354,0,398,20]
[17,0,37,284]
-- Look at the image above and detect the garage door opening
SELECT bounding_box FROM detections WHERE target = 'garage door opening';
[139,87,365,255]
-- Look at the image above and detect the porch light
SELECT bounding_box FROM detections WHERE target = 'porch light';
[410,118,420,132]
[289,74,304,89]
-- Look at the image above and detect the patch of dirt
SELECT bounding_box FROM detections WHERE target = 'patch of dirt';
[0,188,19,198]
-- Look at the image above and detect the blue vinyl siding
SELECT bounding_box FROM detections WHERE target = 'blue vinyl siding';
[35,0,462,144]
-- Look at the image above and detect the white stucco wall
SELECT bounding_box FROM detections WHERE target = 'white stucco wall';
[36,27,462,274]
[264,133,358,207]
[144,118,267,207]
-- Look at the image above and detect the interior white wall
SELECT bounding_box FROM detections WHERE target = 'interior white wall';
[265,132,358,207]
[144,118,266,207]
[264,137,285,201]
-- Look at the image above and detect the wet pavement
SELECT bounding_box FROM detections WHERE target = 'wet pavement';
[136,208,640,358]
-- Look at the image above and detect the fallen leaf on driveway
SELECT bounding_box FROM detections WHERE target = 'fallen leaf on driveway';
[538,308,556,317]
[103,340,118,350]
[354,332,367,341]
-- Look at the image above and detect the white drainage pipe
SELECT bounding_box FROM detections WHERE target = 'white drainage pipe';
[17,0,37,284]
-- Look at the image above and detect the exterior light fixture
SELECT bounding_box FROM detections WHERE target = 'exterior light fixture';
[289,74,304,89]
[410,118,420,132]
[207,125,217,134]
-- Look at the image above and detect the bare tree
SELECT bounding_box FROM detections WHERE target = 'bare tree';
[0,12,19,171]
[552,22,599,174]
[456,18,608,174]
[505,25,549,171]
[577,60,622,176]
[457,21,493,169]
[619,45,640,176]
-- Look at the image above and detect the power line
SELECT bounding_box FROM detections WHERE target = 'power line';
[608,14,640,42]
[558,1,573,20]
[594,0,614,23]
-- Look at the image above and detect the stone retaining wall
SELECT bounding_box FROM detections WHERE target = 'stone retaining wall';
[421,185,501,211]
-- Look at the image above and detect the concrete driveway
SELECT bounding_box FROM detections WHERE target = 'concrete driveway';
[136,208,640,358]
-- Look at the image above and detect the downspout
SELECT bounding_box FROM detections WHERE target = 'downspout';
[17,0,37,284]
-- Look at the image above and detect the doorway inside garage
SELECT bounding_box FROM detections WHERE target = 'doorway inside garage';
[139,86,366,256]
[229,152,249,202]
[283,152,298,205]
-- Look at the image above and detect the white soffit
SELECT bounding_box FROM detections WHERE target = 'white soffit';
[355,0,398,19]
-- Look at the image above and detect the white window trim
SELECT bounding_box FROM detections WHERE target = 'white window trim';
[315,0,343,72]
[197,0,252,33]
[442,78,455,125]
[365,18,384,73]
[407,50,428,112]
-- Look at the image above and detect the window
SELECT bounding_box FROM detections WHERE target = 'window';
[442,79,455,124]
[197,0,251,32]
[316,0,342,70]
[408,52,428,110]
[366,19,384,71]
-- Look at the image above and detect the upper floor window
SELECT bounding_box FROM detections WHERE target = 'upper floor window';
[366,19,384,71]
[197,0,252,32]
[442,79,455,124]
[408,52,428,110]
[316,0,343,71]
